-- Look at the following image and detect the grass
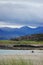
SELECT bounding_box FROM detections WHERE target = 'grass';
[0,59,33,65]
[0,56,43,65]
[0,40,43,45]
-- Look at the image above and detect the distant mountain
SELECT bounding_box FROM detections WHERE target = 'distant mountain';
[0,26,43,40]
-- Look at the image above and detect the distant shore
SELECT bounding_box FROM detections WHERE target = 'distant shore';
[0,40,43,50]
[0,44,43,50]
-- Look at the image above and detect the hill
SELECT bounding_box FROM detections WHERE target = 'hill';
[11,34,43,41]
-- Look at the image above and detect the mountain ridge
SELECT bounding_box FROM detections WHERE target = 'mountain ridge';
[0,26,43,40]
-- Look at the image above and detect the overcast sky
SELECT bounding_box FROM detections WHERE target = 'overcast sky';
[0,0,43,28]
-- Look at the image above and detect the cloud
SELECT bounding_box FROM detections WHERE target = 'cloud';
[0,0,43,27]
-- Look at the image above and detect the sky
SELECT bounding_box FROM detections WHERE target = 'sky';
[0,0,43,28]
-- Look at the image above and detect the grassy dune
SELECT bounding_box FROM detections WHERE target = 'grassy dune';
[0,40,43,45]
[0,54,43,65]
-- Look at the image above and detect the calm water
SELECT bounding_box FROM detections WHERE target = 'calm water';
[0,50,43,55]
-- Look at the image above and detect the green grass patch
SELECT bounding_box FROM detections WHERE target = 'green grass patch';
[0,40,43,45]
